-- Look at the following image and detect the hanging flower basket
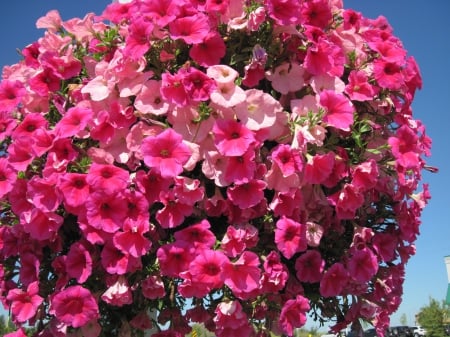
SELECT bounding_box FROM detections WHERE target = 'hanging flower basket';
[0,0,433,336]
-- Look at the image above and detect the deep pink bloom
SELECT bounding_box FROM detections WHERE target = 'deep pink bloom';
[59,173,91,209]
[174,219,216,249]
[113,219,151,258]
[181,67,217,102]
[169,14,210,44]
[347,247,378,283]
[141,128,191,178]
[141,275,166,299]
[320,90,354,131]
[11,113,48,140]
[66,241,93,283]
[7,281,43,323]
[0,158,17,199]
[223,251,261,297]
[265,0,302,25]
[20,208,63,241]
[124,18,154,59]
[101,241,142,275]
[85,191,128,233]
[330,183,365,220]
[345,70,379,101]
[275,216,307,259]
[351,159,379,191]
[227,179,266,209]
[157,242,195,278]
[156,190,194,228]
[303,152,335,184]
[160,71,189,107]
[304,38,343,77]
[388,125,420,169]
[189,249,229,289]
[0,80,26,112]
[319,263,349,297]
[279,295,310,336]
[271,144,303,177]
[213,119,256,156]
[301,0,332,28]
[221,224,259,258]
[295,250,324,283]
[86,163,130,195]
[49,285,99,328]
[54,106,93,137]
[189,31,226,66]
[29,68,61,96]
[373,59,404,90]
[223,149,257,184]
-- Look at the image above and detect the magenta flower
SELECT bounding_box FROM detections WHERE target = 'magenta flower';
[347,247,379,283]
[227,179,267,209]
[54,106,93,137]
[320,89,354,131]
[113,219,151,258]
[274,216,307,259]
[49,285,99,328]
[319,263,349,297]
[295,250,325,283]
[189,249,229,289]
[189,32,226,67]
[279,295,310,336]
[0,80,26,112]
[169,14,210,44]
[141,128,191,178]
[7,281,43,323]
[65,241,92,283]
[86,163,130,195]
[223,251,261,297]
[213,119,256,157]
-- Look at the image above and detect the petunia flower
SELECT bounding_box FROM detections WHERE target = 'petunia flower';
[49,285,99,328]
[142,128,191,178]
[7,281,44,323]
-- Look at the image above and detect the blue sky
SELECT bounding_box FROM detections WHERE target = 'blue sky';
[0,0,449,331]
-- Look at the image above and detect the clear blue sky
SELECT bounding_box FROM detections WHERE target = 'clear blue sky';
[0,0,449,331]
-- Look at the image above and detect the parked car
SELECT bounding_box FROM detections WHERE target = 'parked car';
[412,326,426,337]
[387,326,413,337]
[363,328,377,337]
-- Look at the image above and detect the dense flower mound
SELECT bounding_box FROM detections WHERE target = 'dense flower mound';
[0,0,434,336]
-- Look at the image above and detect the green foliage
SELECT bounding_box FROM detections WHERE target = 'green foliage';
[417,297,450,337]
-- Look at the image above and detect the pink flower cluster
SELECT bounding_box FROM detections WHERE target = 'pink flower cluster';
[0,0,434,336]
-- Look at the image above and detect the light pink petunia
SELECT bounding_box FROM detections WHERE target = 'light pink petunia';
[101,276,133,307]
[234,89,281,131]
[266,62,305,94]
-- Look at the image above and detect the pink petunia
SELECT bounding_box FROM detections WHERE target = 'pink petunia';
[189,249,229,289]
[223,251,261,297]
[100,241,142,275]
[49,285,99,328]
[20,208,63,242]
[190,31,226,67]
[54,106,93,137]
[141,275,166,300]
[320,89,354,131]
[223,149,257,184]
[388,125,420,169]
[347,247,378,283]
[157,242,195,278]
[319,263,349,297]
[113,219,151,258]
[305,221,324,247]
[174,219,216,249]
[303,152,335,184]
[101,276,133,307]
[234,89,281,131]
[213,119,255,156]
[265,0,302,25]
[141,128,191,178]
[0,80,27,112]
[169,14,210,44]
[85,191,128,233]
[373,59,405,90]
[7,281,43,323]
[181,67,217,102]
[295,249,324,283]
[270,144,303,177]
[279,295,310,336]
[134,80,170,116]
[227,179,266,209]
[274,216,307,259]
[0,158,17,199]
[351,159,379,191]
[345,70,378,101]
[86,163,130,195]
[58,173,91,209]
[265,62,306,94]
[65,241,93,283]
